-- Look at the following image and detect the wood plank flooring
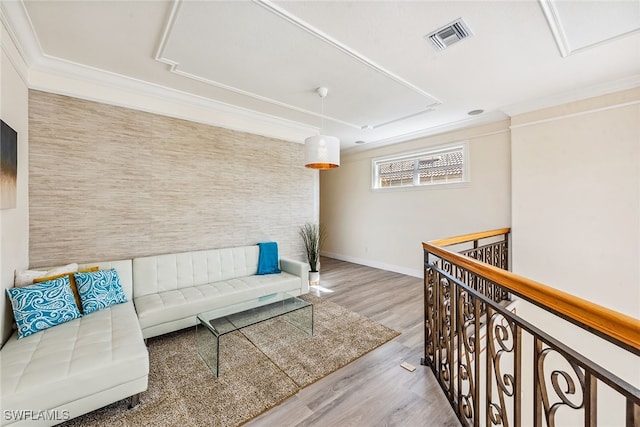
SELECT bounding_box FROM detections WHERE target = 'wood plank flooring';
[245,257,460,427]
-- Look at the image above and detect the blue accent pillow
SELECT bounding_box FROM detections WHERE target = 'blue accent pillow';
[74,269,128,315]
[257,242,281,275]
[6,276,82,339]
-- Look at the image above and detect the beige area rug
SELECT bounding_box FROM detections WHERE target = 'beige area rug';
[61,295,400,427]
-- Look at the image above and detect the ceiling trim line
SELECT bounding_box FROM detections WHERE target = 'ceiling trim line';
[0,10,29,86]
[27,54,318,142]
[345,121,510,157]
[154,0,181,69]
[255,0,442,106]
[1,0,317,142]
[0,0,44,66]
[345,112,509,154]
[567,27,640,56]
[164,66,362,130]
[154,0,361,130]
[539,0,640,57]
[502,74,640,116]
[538,0,570,57]
[509,99,640,130]
[155,0,441,131]
[371,108,436,130]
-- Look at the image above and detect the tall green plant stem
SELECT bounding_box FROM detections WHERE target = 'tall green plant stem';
[299,223,327,272]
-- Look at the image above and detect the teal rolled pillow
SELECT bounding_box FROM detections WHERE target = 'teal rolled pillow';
[6,276,81,339]
[75,269,128,315]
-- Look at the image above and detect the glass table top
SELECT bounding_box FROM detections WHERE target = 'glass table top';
[197,292,312,337]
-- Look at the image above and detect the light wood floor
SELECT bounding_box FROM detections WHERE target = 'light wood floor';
[246,257,460,427]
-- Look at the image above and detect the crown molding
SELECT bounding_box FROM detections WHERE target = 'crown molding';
[509,99,640,130]
[344,110,509,154]
[3,0,638,148]
[501,75,640,117]
[355,73,639,153]
[0,0,41,67]
[1,0,316,143]
[28,59,317,143]
[0,8,29,86]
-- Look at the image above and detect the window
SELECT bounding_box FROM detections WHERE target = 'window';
[372,143,468,189]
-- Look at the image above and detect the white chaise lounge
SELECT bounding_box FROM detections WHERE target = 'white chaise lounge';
[0,260,149,427]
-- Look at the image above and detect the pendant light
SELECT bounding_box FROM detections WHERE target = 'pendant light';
[304,87,340,169]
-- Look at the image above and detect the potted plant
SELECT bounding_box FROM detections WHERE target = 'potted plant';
[299,222,327,286]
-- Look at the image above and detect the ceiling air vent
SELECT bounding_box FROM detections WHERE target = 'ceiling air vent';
[425,18,473,51]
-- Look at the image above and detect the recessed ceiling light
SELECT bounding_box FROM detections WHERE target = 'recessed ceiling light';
[355,140,366,144]
[468,109,484,116]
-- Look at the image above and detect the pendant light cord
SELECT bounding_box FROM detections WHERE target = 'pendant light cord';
[321,95,325,134]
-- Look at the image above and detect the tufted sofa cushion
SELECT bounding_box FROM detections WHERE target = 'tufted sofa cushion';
[132,245,308,339]
[133,246,261,298]
[1,302,148,423]
[135,272,301,331]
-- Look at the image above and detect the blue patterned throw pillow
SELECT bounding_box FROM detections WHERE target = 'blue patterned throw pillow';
[74,269,127,315]
[6,276,82,339]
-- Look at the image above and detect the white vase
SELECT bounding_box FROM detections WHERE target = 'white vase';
[309,271,320,287]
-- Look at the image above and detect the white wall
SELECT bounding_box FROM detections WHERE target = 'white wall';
[320,120,512,277]
[511,88,640,318]
[511,88,640,425]
[1,20,30,344]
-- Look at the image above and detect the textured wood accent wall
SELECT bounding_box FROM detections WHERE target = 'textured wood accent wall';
[28,90,315,267]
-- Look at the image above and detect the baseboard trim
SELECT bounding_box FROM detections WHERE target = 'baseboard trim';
[321,251,423,279]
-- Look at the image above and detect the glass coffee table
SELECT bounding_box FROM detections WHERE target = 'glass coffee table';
[196,292,313,377]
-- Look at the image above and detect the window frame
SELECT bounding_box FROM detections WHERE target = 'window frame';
[371,142,469,190]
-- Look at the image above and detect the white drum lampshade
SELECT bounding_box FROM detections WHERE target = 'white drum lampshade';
[304,87,340,170]
[304,134,340,169]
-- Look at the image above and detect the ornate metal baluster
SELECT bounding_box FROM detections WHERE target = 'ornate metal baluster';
[474,294,482,427]
[423,232,637,427]
[486,309,517,427]
[514,325,522,427]
[585,372,596,427]
[432,268,439,373]
[424,256,435,370]
[457,286,464,423]
[627,399,640,427]
[490,243,495,266]
[487,306,493,427]
[439,276,453,399]
[535,342,591,426]
[437,271,446,387]
[493,243,500,267]
[458,287,478,426]
[535,338,543,427]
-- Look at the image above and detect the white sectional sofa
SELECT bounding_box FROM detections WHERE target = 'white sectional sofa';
[1,244,306,425]
[132,245,309,339]
[1,260,149,427]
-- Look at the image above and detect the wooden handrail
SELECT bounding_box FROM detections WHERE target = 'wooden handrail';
[429,227,511,247]
[423,236,640,354]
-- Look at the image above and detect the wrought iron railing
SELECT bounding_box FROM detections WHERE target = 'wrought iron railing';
[422,228,640,427]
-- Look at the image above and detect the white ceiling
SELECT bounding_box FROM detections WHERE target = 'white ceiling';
[2,0,639,152]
